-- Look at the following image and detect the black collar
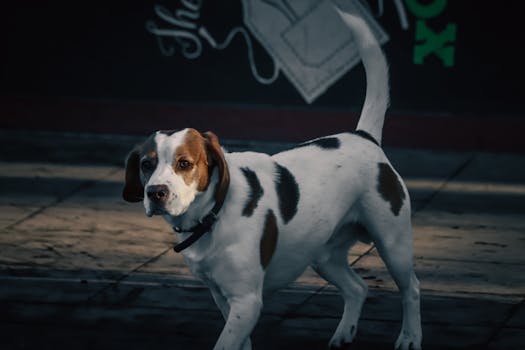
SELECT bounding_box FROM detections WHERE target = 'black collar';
[172,182,229,253]
[172,209,220,253]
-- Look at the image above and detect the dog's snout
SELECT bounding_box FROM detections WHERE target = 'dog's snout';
[146,184,170,204]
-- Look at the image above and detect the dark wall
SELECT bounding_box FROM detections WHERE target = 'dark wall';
[1,0,523,117]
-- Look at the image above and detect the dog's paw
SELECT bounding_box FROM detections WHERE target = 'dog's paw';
[329,325,357,350]
[395,331,422,350]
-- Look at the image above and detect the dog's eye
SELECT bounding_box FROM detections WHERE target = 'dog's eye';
[177,159,191,170]
[141,160,154,172]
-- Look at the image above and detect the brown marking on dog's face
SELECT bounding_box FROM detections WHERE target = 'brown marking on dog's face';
[260,209,278,269]
[377,162,406,216]
[174,128,210,192]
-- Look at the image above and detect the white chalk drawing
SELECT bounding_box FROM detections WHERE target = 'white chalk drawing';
[146,0,393,103]
[243,0,388,103]
[145,1,203,59]
[145,0,279,84]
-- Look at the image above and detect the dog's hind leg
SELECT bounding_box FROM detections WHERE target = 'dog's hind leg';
[360,176,422,350]
[312,229,368,349]
[370,221,422,350]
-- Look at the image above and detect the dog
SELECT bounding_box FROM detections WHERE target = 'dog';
[122,9,422,350]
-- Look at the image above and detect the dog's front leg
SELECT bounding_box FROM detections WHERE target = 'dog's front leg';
[213,293,262,350]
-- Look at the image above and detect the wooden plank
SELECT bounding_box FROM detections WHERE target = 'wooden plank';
[353,252,525,296]
[413,223,525,264]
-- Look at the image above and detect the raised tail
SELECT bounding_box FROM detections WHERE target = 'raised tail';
[335,7,390,145]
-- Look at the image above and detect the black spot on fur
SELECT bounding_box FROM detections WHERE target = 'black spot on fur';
[377,162,406,216]
[274,163,300,224]
[240,167,264,217]
[352,130,380,146]
[260,209,278,269]
[297,137,340,150]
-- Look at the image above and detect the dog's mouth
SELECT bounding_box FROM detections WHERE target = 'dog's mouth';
[145,202,189,218]
[145,204,168,217]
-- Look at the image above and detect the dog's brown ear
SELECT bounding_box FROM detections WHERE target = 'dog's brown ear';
[203,131,230,203]
[122,148,144,202]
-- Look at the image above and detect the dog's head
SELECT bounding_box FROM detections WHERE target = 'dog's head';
[122,128,229,217]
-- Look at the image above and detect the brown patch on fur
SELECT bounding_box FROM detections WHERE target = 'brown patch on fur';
[377,162,406,216]
[174,129,210,191]
[260,209,278,269]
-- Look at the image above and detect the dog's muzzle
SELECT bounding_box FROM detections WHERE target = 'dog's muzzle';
[146,184,170,216]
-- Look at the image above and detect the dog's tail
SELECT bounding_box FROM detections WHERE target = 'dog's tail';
[336,8,389,145]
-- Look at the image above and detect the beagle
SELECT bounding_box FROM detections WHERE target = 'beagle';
[123,9,422,350]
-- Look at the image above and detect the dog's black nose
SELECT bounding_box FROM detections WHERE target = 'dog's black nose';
[146,184,170,204]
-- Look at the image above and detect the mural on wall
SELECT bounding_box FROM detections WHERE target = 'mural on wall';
[242,0,389,103]
[146,0,392,103]
[9,1,525,119]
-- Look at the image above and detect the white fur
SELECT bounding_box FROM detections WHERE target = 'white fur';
[336,8,390,144]
[133,8,422,350]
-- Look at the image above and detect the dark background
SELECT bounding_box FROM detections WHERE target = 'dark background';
[1,0,524,151]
